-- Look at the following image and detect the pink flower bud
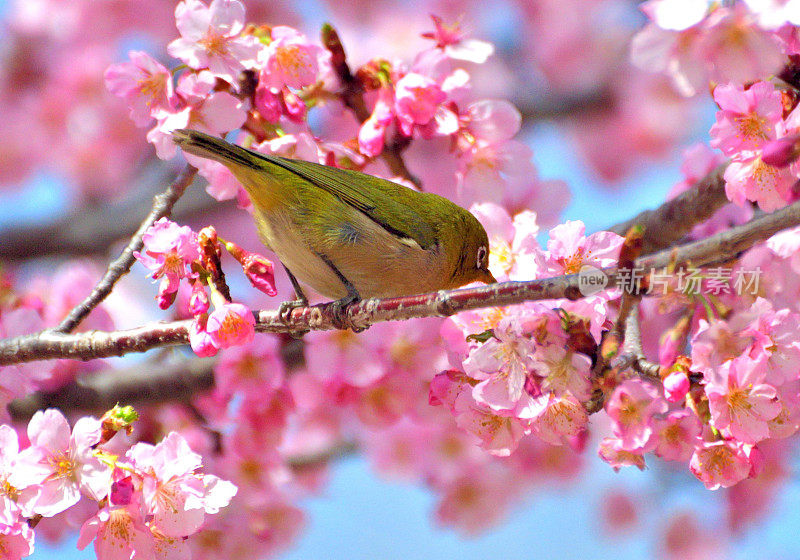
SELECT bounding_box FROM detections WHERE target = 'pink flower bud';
[242,253,278,296]
[225,242,278,296]
[761,134,800,168]
[663,371,689,402]
[110,476,135,506]
[282,90,307,123]
[190,315,218,357]
[157,279,178,310]
[189,282,210,316]
[255,86,282,123]
[206,303,255,349]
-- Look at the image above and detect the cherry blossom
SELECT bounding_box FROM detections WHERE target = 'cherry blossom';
[705,355,781,444]
[15,409,111,517]
[605,379,668,452]
[168,0,261,84]
[134,218,200,304]
[104,51,177,127]
[709,81,782,155]
[690,440,758,490]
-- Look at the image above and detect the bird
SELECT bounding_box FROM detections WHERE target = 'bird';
[172,129,497,325]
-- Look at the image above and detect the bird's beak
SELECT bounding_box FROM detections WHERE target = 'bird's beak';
[480,268,498,285]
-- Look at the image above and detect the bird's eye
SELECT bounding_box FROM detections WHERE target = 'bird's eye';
[476,246,488,268]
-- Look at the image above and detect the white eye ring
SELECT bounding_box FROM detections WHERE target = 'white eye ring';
[476,246,487,268]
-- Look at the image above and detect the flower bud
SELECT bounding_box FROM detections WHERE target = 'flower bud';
[761,134,800,168]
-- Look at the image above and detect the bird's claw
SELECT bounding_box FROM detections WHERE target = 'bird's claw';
[328,296,366,333]
[278,298,310,337]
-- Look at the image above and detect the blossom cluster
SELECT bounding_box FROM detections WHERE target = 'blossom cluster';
[134,217,277,357]
[103,0,567,223]
[431,206,623,456]
[0,407,235,560]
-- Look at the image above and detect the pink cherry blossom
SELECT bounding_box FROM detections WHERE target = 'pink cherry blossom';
[0,521,34,560]
[469,203,540,282]
[393,73,447,136]
[651,410,702,461]
[452,390,527,457]
[127,432,236,537]
[148,72,246,159]
[690,316,755,373]
[528,392,589,446]
[464,100,521,144]
[421,14,494,63]
[260,26,329,90]
[605,379,668,452]
[189,315,218,357]
[690,440,756,490]
[434,466,515,535]
[529,344,593,402]
[598,437,646,471]
[705,355,781,444]
[104,51,176,127]
[740,299,800,385]
[205,302,255,349]
[358,88,394,157]
[0,426,37,525]
[457,139,536,205]
[463,319,537,412]
[168,0,261,84]
[767,383,800,439]
[631,5,784,98]
[215,338,285,399]
[541,221,624,276]
[15,409,111,517]
[709,81,783,155]
[697,6,785,89]
[134,218,200,299]
[77,492,155,560]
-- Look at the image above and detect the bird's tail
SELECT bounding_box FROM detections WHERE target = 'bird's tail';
[172,129,262,171]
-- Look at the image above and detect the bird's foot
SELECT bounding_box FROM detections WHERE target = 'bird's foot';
[328,294,366,333]
[278,297,310,337]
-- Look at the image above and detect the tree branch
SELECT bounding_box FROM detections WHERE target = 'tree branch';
[8,358,215,419]
[321,24,420,186]
[1,197,798,365]
[608,163,730,254]
[54,165,197,334]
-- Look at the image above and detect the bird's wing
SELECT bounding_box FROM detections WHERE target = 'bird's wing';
[257,153,439,250]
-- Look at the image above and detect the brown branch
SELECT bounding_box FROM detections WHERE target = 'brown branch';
[610,303,661,379]
[607,163,730,254]
[8,357,215,420]
[54,165,197,334]
[286,441,358,471]
[1,197,798,364]
[320,24,420,186]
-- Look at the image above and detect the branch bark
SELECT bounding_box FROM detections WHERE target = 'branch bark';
[2,196,798,365]
[608,163,730,254]
[8,358,215,419]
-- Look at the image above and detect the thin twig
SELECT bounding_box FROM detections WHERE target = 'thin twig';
[2,197,799,365]
[54,165,197,334]
[320,24,420,186]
